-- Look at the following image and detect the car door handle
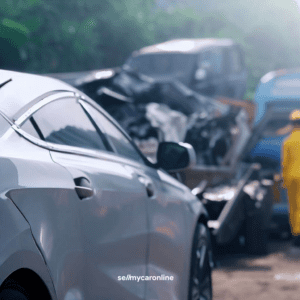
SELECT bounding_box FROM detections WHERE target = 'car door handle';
[74,177,94,200]
[138,175,155,198]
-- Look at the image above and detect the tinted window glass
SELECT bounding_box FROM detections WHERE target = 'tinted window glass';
[126,53,194,76]
[32,98,107,151]
[229,48,242,73]
[199,49,222,74]
[0,114,10,137]
[263,119,291,137]
[83,103,144,163]
[210,48,223,74]
[21,118,41,139]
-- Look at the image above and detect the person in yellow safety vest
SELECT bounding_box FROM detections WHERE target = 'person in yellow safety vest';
[282,109,300,246]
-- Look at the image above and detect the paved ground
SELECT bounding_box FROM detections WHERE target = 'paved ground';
[212,239,300,300]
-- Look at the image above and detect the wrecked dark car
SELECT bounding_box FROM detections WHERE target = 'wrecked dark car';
[124,38,247,99]
[49,67,273,255]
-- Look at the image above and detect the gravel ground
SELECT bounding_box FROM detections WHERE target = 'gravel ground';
[212,239,300,300]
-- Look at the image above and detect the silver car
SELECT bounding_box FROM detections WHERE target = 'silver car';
[0,70,212,300]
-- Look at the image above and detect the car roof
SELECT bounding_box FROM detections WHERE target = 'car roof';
[133,38,235,56]
[259,68,300,84]
[0,69,77,119]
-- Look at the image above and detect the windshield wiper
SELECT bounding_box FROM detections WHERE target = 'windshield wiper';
[0,78,12,89]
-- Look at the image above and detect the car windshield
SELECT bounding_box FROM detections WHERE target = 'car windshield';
[262,119,291,136]
[125,53,195,76]
[261,99,300,136]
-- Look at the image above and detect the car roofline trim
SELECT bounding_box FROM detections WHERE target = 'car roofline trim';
[13,90,77,123]
[15,91,77,126]
[14,89,133,142]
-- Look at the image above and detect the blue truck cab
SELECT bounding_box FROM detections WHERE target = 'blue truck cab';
[251,69,300,236]
[252,69,300,168]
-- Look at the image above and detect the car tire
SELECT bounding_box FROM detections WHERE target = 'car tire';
[188,223,213,300]
[0,289,29,300]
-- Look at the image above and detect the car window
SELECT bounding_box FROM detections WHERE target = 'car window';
[0,113,11,138]
[31,98,107,151]
[228,48,243,73]
[262,119,291,137]
[126,53,194,76]
[199,49,223,75]
[209,48,223,74]
[83,102,145,164]
[21,117,42,139]
[199,51,211,70]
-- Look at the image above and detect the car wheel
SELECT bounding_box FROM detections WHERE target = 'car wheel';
[0,289,28,300]
[188,223,213,300]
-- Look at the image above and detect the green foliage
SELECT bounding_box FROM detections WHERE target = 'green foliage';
[0,0,299,99]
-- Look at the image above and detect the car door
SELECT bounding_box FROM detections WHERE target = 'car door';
[8,98,86,300]
[81,101,197,300]
[29,96,149,300]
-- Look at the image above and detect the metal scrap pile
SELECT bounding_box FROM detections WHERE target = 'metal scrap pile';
[65,67,250,165]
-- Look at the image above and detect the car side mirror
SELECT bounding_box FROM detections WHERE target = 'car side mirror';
[156,142,196,172]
